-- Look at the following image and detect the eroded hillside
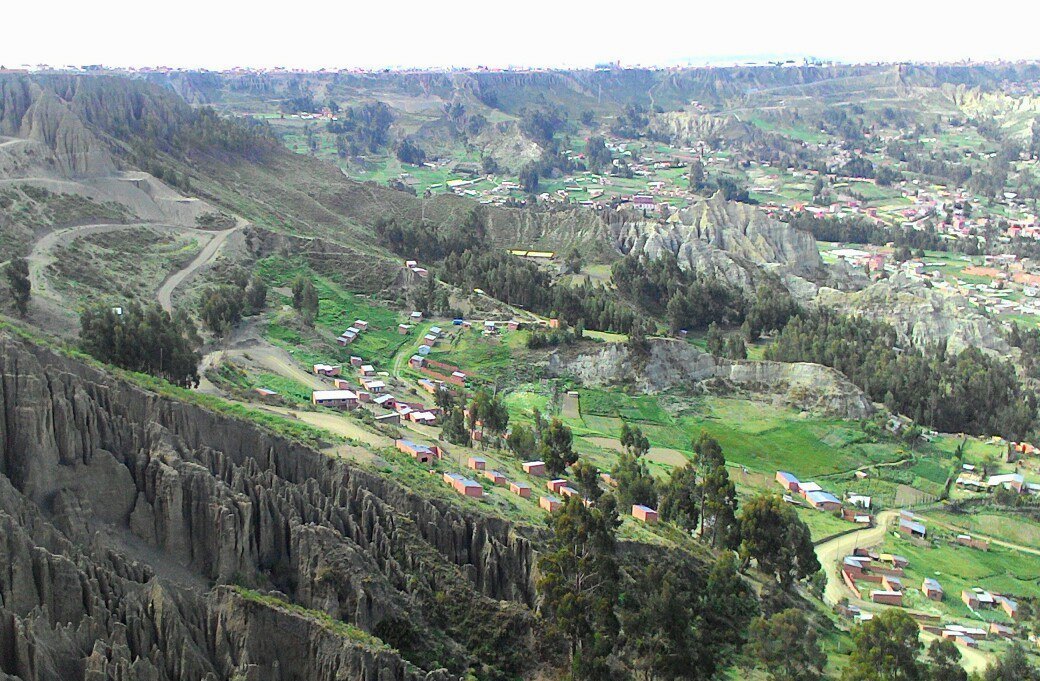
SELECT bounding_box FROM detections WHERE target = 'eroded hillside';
[0,331,537,680]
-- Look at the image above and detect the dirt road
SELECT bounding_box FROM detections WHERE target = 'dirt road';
[920,514,1040,557]
[815,510,899,606]
[26,220,238,313]
[27,222,155,301]
[156,225,238,311]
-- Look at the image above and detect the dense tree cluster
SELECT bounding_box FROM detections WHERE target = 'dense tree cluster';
[585,135,613,173]
[736,493,820,588]
[538,494,757,680]
[611,254,798,340]
[290,275,319,328]
[785,213,950,253]
[610,424,657,509]
[765,311,1037,438]
[746,608,826,681]
[325,102,393,155]
[439,249,639,334]
[79,301,201,387]
[395,138,427,166]
[467,389,510,446]
[375,209,487,262]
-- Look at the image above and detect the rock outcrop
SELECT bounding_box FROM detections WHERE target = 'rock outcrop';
[549,338,874,420]
[611,192,827,289]
[816,273,1012,356]
[0,333,537,680]
[0,78,115,178]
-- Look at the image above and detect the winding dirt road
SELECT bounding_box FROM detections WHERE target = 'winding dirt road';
[27,221,239,311]
[815,510,899,606]
[156,224,238,312]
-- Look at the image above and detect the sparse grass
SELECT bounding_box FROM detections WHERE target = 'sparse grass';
[230,586,393,651]
[50,227,202,307]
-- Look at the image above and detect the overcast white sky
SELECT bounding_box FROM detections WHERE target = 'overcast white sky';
[4,0,1040,70]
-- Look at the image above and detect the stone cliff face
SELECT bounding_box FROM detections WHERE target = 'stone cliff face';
[816,273,1012,357]
[0,333,537,680]
[549,339,874,420]
[612,192,826,289]
[0,77,116,178]
[647,111,752,146]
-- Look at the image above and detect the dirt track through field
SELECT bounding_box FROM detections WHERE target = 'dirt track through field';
[814,509,898,606]
[561,392,580,419]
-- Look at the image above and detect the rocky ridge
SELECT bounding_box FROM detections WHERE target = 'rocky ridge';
[611,191,831,290]
[816,273,1012,357]
[0,332,537,680]
[549,338,874,420]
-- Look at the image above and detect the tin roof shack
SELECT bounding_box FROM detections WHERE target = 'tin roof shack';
[898,517,927,538]
[805,490,841,511]
[396,439,440,464]
[962,588,997,610]
[311,390,358,410]
[467,457,487,471]
[523,461,546,476]
[871,590,904,606]
[775,471,800,492]
[540,496,561,512]
[313,363,341,377]
[484,470,506,485]
[359,377,386,393]
[922,578,944,601]
[997,595,1020,620]
[632,505,659,524]
[988,473,1026,494]
[881,575,903,592]
[547,479,569,494]
[443,473,483,498]
[989,623,1015,639]
[509,482,532,498]
[955,534,990,551]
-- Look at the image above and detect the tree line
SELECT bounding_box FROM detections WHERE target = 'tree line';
[764,310,1037,439]
[79,302,202,388]
[536,429,824,680]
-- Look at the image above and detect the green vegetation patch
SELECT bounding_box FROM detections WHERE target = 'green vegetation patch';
[255,256,410,366]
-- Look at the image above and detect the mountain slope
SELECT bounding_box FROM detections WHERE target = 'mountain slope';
[0,329,536,680]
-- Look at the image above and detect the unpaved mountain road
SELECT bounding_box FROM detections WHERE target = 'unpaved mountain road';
[26,221,240,311]
[156,224,238,311]
[814,509,993,673]
[814,510,899,606]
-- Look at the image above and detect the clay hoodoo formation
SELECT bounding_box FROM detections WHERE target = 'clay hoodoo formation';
[0,332,537,680]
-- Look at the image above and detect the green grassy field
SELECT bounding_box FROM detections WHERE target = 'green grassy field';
[255,256,414,367]
[925,511,1040,549]
[875,532,1040,623]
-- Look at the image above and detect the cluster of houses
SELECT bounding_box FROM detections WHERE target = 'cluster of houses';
[840,548,922,608]
[775,471,872,523]
[961,587,1020,620]
[833,507,1029,649]
[311,355,441,426]
[414,447,660,525]
[923,621,1017,649]
[955,468,1039,495]
[336,319,369,346]
[404,260,428,278]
